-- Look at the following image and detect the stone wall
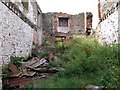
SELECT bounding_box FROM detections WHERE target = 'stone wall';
[100,1,118,21]
[0,1,34,64]
[10,0,38,25]
[54,12,73,33]
[43,12,89,35]
[71,13,85,34]
[4,0,43,45]
[96,8,119,44]
[42,12,92,43]
[42,13,55,35]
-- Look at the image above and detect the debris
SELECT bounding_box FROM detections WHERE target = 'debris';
[27,58,47,68]
[8,63,36,77]
[2,77,33,88]
[8,63,22,77]
[84,85,104,90]
[32,74,46,79]
[3,55,59,88]
[31,67,59,73]
[21,57,38,67]
[8,56,58,77]
[21,68,36,77]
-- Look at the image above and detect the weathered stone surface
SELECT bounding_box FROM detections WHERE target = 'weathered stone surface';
[54,12,72,33]
[0,2,34,64]
[42,13,55,34]
[71,13,85,34]
[96,9,119,44]
[96,1,119,45]
[43,12,92,35]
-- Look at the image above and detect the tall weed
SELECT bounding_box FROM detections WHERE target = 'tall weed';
[55,36,119,88]
[31,36,119,88]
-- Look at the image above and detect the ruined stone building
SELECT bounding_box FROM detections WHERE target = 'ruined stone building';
[0,0,93,65]
[0,0,43,64]
[96,0,120,44]
[42,12,93,43]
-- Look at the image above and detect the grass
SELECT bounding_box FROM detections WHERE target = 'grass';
[26,35,119,88]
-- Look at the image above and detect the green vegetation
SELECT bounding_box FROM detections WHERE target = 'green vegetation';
[32,46,49,58]
[10,56,23,68]
[28,36,119,88]
[2,65,12,77]
[2,56,24,77]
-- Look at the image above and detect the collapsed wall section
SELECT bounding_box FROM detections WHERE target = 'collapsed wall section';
[0,1,34,64]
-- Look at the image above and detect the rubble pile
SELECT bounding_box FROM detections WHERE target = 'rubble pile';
[2,55,59,88]
[2,44,61,89]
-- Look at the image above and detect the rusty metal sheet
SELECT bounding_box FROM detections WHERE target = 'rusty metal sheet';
[2,77,33,87]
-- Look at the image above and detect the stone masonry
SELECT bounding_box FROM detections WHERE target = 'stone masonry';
[0,0,43,88]
[96,0,119,45]
[0,1,34,64]
[0,0,43,65]
[43,12,93,42]
[71,13,85,34]
[43,12,91,34]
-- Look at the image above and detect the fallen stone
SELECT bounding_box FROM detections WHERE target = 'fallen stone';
[84,85,104,90]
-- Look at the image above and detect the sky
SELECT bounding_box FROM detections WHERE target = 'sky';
[36,0,99,29]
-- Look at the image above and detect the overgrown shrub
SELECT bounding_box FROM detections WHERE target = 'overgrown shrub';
[28,36,119,88]
[55,36,119,88]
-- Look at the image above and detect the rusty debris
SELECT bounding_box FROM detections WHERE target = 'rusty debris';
[30,67,59,73]
[8,63,22,77]
[2,77,33,88]
[8,63,36,77]
[25,57,58,73]
[3,56,59,88]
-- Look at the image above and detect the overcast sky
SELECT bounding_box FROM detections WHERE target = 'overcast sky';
[36,0,99,29]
